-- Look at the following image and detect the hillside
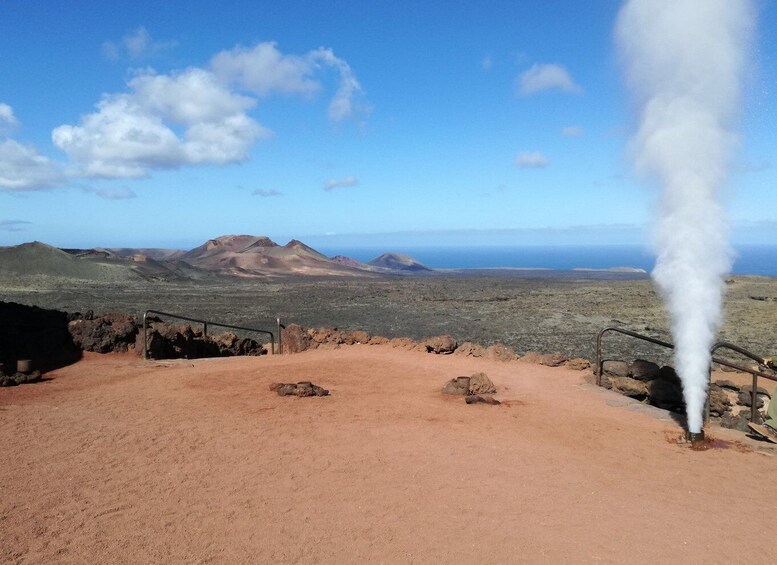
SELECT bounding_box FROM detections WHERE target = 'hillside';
[0,237,433,283]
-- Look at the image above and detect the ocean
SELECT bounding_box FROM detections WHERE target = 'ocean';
[317,244,777,276]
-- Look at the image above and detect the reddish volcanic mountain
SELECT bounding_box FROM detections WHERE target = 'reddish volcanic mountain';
[0,236,433,280]
[178,235,374,277]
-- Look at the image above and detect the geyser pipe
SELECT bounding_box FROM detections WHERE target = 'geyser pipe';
[615,0,754,434]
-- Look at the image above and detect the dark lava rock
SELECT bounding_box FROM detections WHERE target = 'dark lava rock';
[714,379,740,392]
[737,408,763,424]
[270,381,329,397]
[658,366,681,385]
[708,387,731,417]
[465,395,500,405]
[629,359,660,381]
[0,301,81,373]
[737,391,765,409]
[0,370,42,387]
[143,322,266,360]
[719,412,751,433]
[740,384,771,399]
[602,360,630,378]
[68,312,139,353]
[646,378,684,410]
[610,376,648,399]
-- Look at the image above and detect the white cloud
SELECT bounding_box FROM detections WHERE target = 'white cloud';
[561,125,585,137]
[324,176,359,191]
[514,151,549,168]
[0,139,65,190]
[252,188,282,197]
[52,68,268,178]
[0,103,19,135]
[54,42,367,180]
[96,187,137,200]
[102,27,177,61]
[518,63,582,95]
[0,219,32,232]
[211,42,320,96]
[211,42,368,122]
[480,56,493,71]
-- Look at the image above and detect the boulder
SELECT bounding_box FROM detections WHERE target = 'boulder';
[566,358,591,371]
[737,391,765,409]
[270,381,329,397]
[602,360,630,378]
[610,376,648,399]
[708,387,731,417]
[453,342,486,357]
[465,395,500,405]
[389,337,417,350]
[740,384,771,399]
[714,379,740,392]
[520,351,543,364]
[485,343,517,362]
[442,377,470,395]
[538,353,567,367]
[68,312,140,353]
[345,330,370,344]
[281,324,310,354]
[468,372,496,394]
[421,335,458,355]
[658,366,681,385]
[629,359,660,381]
[646,379,684,410]
[719,412,751,433]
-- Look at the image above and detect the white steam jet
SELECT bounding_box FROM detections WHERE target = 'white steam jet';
[616,0,755,433]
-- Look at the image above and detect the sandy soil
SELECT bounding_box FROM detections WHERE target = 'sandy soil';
[2,347,775,564]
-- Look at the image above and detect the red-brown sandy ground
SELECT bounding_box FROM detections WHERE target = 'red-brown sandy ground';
[1,346,775,564]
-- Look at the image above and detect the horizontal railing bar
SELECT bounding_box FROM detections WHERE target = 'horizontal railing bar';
[143,309,275,358]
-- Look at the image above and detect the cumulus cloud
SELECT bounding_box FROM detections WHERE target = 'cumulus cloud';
[518,63,582,95]
[514,151,549,168]
[102,27,177,61]
[561,125,585,137]
[252,188,282,197]
[52,68,268,178]
[53,42,366,180]
[211,42,367,121]
[0,103,64,190]
[324,176,359,191]
[0,219,32,232]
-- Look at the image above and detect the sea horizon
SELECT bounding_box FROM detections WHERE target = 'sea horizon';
[316,243,777,277]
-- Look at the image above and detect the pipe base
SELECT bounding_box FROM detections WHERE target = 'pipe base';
[685,430,705,443]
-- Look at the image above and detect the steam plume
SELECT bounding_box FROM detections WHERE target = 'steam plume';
[616,0,754,432]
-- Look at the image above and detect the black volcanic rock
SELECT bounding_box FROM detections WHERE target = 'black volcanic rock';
[368,253,432,272]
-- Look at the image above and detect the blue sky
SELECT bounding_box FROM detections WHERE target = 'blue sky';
[1,0,775,251]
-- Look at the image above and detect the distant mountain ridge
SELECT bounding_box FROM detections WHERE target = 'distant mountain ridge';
[0,236,434,282]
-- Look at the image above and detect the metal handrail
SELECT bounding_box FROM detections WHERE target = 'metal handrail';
[711,342,777,423]
[596,327,777,425]
[143,309,276,359]
[595,327,674,385]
